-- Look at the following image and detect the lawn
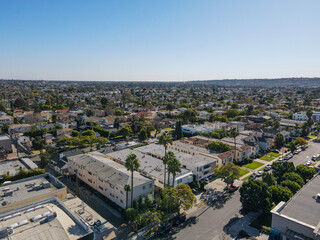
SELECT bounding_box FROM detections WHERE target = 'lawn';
[308,135,317,139]
[268,152,281,157]
[260,155,274,161]
[242,161,264,170]
[239,168,250,177]
[250,212,272,232]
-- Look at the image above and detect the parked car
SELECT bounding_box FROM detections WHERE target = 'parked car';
[264,165,272,171]
[304,161,312,166]
[173,214,186,226]
[158,223,172,235]
[229,185,239,192]
[256,171,263,177]
[249,174,256,179]
[302,145,308,150]
[274,149,280,153]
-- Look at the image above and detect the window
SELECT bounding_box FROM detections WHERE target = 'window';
[110,184,114,189]
[143,186,145,190]
[120,191,124,195]
[120,200,123,203]
[99,186,104,191]
[149,183,152,188]
[177,179,182,184]
[88,171,92,175]
[88,179,92,183]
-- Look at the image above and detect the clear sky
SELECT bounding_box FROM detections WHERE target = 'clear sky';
[0,0,319,81]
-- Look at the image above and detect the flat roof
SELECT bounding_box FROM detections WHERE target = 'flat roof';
[0,159,37,177]
[278,173,320,227]
[68,153,152,188]
[0,135,10,141]
[104,148,192,181]
[0,174,65,207]
[0,198,90,240]
[134,143,217,166]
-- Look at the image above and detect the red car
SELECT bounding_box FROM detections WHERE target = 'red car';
[229,185,239,192]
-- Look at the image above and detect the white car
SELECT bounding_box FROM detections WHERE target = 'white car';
[256,171,263,177]
[304,161,312,166]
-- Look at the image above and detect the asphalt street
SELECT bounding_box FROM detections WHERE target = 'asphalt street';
[164,191,243,240]
[289,141,320,166]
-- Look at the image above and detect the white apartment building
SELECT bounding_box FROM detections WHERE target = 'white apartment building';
[293,111,320,122]
[135,144,218,181]
[104,149,193,188]
[0,115,12,126]
[68,153,154,209]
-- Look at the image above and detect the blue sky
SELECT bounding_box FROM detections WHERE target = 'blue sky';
[0,0,319,81]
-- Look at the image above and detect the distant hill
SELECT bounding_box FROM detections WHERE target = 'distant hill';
[193,77,320,88]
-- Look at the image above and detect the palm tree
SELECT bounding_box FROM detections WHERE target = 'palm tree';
[167,152,181,187]
[230,128,239,162]
[124,184,131,209]
[125,153,140,208]
[158,133,172,187]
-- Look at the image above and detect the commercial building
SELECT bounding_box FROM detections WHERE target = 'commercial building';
[68,153,154,209]
[0,135,12,154]
[104,148,193,188]
[0,173,67,214]
[0,196,93,240]
[271,173,320,240]
[0,158,38,177]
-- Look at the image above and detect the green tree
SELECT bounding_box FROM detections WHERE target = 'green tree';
[125,153,140,208]
[138,128,148,142]
[167,152,181,187]
[206,141,231,152]
[262,172,276,186]
[175,120,183,140]
[269,185,293,204]
[230,128,239,161]
[71,130,79,137]
[114,118,120,129]
[296,164,317,182]
[13,97,28,110]
[100,97,108,106]
[231,103,238,109]
[282,172,304,186]
[240,180,272,212]
[272,162,295,183]
[226,109,239,118]
[288,141,297,153]
[214,163,241,187]
[82,129,95,137]
[115,109,123,116]
[272,119,280,130]
[159,133,173,187]
[124,184,131,209]
[117,124,132,139]
[179,109,198,123]
[0,101,7,112]
[296,137,307,146]
[40,152,51,168]
[275,133,284,149]
[280,180,301,194]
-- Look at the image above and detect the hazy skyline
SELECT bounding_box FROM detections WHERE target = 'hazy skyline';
[1,0,320,81]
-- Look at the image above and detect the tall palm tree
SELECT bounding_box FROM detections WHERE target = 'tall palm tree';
[158,133,172,187]
[125,153,140,208]
[167,152,181,187]
[230,128,239,162]
[124,184,131,209]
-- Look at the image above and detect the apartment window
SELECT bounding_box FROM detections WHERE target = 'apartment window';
[110,184,114,189]
[99,186,104,191]
[143,186,145,190]
[120,200,123,203]
[88,179,92,183]
[177,179,182,184]
[120,190,124,195]
[149,183,152,188]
